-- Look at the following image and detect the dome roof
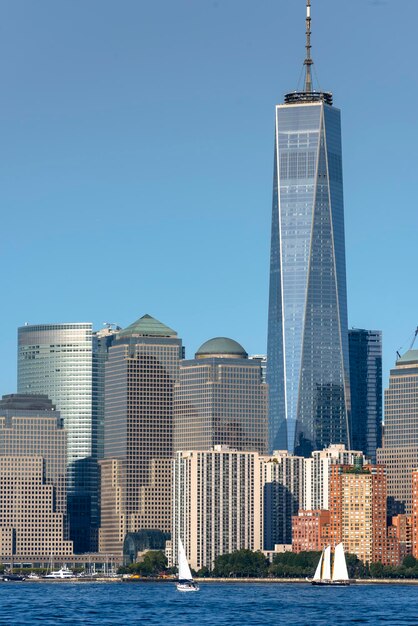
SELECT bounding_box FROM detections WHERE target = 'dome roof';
[195,337,247,360]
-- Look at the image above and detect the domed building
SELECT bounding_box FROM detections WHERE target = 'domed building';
[195,337,248,360]
[173,336,267,454]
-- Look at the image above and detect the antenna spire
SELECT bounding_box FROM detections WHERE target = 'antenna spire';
[304,0,313,92]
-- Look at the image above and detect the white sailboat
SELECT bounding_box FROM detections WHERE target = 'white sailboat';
[331,542,350,585]
[176,539,199,592]
[310,543,350,586]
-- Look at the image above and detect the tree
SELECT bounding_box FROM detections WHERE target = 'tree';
[129,550,168,577]
[402,555,416,569]
[369,561,384,578]
[213,550,268,578]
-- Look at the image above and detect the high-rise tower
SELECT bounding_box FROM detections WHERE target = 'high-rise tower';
[267,1,350,455]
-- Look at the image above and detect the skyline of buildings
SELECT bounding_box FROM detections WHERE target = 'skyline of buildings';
[0,3,415,574]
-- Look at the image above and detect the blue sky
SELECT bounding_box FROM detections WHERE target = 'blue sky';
[0,0,416,396]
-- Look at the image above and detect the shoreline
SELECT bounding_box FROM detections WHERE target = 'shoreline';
[13,577,418,585]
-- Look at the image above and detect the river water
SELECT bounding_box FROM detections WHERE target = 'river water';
[1,581,417,625]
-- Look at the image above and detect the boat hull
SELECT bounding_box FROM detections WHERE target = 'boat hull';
[176,582,199,592]
[311,580,350,586]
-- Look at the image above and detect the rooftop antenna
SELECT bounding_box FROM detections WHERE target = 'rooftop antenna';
[304,0,313,92]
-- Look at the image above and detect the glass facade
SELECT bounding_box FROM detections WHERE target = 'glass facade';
[267,100,350,456]
[349,329,382,462]
[17,323,94,552]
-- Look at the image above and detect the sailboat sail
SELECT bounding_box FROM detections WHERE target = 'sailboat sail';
[322,546,331,580]
[178,539,193,581]
[332,543,349,582]
[313,550,324,581]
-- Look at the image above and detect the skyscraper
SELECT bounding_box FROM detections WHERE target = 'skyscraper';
[173,447,264,571]
[99,314,182,555]
[328,464,387,565]
[0,394,73,558]
[349,329,382,462]
[17,323,94,552]
[174,337,268,454]
[377,350,418,515]
[267,1,350,455]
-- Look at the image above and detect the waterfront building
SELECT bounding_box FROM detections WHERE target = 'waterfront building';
[328,464,387,564]
[267,1,350,455]
[0,394,67,515]
[349,329,382,462]
[0,394,72,558]
[386,514,413,566]
[262,450,304,548]
[377,350,418,515]
[0,457,73,558]
[174,338,267,454]
[99,314,182,555]
[304,444,366,511]
[292,509,330,553]
[17,323,94,552]
[173,446,264,571]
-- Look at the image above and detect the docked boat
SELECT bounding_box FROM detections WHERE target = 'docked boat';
[44,566,75,579]
[2,573,25,582]
[310,543,350,586]
[176,539,199,592]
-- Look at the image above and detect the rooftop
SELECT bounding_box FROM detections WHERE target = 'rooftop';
[117,314,177,338]
[195,337,248,360]
[396,350,418,366]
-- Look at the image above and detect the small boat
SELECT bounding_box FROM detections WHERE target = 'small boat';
[2,573,25,582]
[176,539,199,592]
[44,566,75,579]
[310,543,350,586]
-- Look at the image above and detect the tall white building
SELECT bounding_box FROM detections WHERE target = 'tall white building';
[173,446,264,571]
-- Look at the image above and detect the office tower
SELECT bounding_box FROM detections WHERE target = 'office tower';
[174,338,268,454]
[412,470,418,558]
[0,394,73,558]
[0,457,73,559]
[262,450,304,548]
[173,447,264,571]
[377,350,418,515]
[304,444,366,511]
[349,329,383,462]
[249,354,267,383]
[92,325,120,462]
[328,464,387,564]
[267,1,350,455]
[99,314,182,555]
[17,324,94,552]
[91,325,119,548]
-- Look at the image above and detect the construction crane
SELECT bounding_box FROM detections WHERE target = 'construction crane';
[409,327,418,350]
[396,326,418,360]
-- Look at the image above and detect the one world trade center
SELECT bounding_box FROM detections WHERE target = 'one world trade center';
[267,1,350,456]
